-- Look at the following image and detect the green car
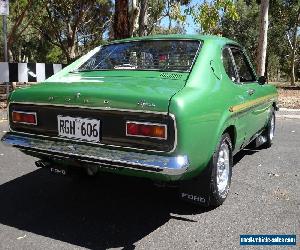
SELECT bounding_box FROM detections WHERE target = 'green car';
[1,35,278,207]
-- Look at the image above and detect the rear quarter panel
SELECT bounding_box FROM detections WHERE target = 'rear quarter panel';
[170,39,268,178]
[169,39,244,179]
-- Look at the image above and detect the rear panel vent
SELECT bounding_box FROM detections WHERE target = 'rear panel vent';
[159,73,183,80]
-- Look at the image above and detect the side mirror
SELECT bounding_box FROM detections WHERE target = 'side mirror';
[258,76,267,85]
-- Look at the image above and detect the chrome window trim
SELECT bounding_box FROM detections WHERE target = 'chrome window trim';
[77,39,202,73]
[8,102,178,153]
[126,121,167,140]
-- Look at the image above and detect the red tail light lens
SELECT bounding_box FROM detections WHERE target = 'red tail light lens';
[126,122,167,140]
[12,111,37,125]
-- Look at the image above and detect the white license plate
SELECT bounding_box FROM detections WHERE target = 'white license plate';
[57,115,101,142]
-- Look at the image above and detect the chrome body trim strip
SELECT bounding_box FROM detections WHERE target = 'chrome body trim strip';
[9,102,169,115]
[8,102,178,153]
[1,133,187,176]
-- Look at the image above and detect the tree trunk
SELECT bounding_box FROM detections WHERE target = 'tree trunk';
[290,6,300,86]
[256,0,269,77]
[7,0,34,57]
[128,0,139,36]
[113,0,130,39]
[138,0,148,36]
[66,23,77,63]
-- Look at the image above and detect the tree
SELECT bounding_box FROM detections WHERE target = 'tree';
[36,0,113,63]
[138,0,148,36]
[192,0,239,35]
[221,0,259,63]
[268,0,300,85]
[113,0,192,39]
[6,0,44,61]
[257,0,269,77]
[221,0,299,83]
[289,5,300,85]
[113,0,130,39]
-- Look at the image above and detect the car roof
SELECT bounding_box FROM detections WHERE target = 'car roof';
[107,34,239,46]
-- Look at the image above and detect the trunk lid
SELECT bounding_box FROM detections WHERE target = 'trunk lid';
[10,71,188,112]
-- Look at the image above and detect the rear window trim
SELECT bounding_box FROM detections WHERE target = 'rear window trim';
[76,39,203,73]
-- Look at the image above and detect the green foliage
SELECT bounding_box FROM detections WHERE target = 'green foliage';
[192,0,239,34]
[221,0,259,63]
[221,0,300,82]
[0,0,298,84]
[151,24,185,35]
[147,0,191,35]
[1,0,113,63]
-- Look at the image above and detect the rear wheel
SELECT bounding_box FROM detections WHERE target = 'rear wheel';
[262,108,275,148]
[209,133,233,206]
[179,133,233,207]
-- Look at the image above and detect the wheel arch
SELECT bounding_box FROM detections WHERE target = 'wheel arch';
[272,101,279,111]
[223,125,237,151]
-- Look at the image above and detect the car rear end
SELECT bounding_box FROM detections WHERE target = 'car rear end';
[2,37,201,181]
[4,102,186,181]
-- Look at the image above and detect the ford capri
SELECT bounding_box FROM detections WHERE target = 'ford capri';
[1,35,278,207]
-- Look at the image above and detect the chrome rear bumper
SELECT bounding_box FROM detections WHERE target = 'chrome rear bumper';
[1,133,188,176]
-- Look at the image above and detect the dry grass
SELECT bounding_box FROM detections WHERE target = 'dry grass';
[277,89,300,109]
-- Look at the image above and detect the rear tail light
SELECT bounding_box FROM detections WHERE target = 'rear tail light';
[12,111,37,125]
[126,121,167,140]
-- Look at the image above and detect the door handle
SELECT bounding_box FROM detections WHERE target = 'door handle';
[247,89,255,96]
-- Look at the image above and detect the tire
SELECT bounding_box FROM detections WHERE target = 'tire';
[262,107,275,148]
[209,133,233,206]
[179,133,233,207]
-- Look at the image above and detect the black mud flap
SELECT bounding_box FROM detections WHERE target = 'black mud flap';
[179,165,212,207]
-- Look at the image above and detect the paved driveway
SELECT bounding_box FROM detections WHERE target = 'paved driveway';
[0,117,299,250]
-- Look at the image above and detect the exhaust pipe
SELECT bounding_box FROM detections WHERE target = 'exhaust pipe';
[35,160,49,168]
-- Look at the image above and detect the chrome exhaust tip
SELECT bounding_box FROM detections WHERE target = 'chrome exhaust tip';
[35,160,49,168]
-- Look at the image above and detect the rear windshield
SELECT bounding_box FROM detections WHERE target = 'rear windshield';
[77,40,200,72]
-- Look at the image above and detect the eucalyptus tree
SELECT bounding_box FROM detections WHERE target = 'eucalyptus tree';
[36,0,113,63]
[113,0,192,39]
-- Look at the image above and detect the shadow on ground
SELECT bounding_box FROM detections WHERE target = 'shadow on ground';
[0,168,210,249]
[233,148,258,166]
[0,149,256,249]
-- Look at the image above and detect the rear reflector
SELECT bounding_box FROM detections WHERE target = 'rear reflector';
[12,111,37,125]
[126,122,167,140]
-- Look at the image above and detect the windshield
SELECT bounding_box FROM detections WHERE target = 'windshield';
[77,40,200,72]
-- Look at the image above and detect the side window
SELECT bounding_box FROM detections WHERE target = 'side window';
[230,48,256,83]
[222,48,237,82]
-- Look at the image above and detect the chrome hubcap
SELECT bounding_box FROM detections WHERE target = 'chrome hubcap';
[269,115,275,140]
[216,142,230,197]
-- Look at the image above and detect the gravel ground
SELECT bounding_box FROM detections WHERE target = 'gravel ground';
[277,89,300,109]
[0,114,299,250]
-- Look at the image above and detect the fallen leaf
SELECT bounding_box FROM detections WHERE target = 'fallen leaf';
[268,172,280,177]
[17,234,27,240]
[273,188,289,201]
